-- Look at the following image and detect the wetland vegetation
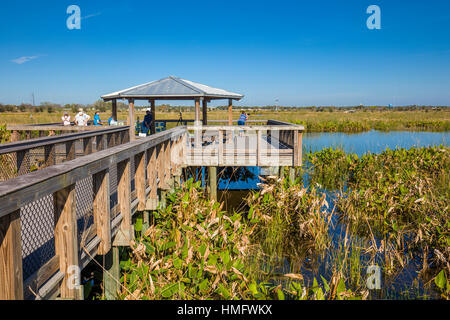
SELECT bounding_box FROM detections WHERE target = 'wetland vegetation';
[113,145,449,300]
[1,106,449,134]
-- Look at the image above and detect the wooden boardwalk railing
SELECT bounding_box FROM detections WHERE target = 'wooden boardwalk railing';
[7,123,128,142]
[186,122,304,167]
[0,127,186,299]
[0,127,130,181]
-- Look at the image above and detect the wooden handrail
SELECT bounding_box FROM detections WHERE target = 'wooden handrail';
[0,127,129,155]
[0,126,131,181]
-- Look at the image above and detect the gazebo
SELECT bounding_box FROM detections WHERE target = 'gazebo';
[101,76,244,140]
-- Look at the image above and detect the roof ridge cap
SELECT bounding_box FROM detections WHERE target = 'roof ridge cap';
[171,77,205,95]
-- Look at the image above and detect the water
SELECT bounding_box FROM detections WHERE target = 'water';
[218,130,449,190]
[303,130,449,156]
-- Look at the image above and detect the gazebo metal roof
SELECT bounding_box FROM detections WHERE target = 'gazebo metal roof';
[101,76,244,101]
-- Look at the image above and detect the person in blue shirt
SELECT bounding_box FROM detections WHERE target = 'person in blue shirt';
[237,111,248,136]
[93,111,103,125]
[237,111,248,125]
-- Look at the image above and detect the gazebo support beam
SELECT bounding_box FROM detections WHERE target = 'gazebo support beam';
[128,99,135,141]
[150,100,156,135]
[228,99,233,125]
[195,99,201,126]
[202,99,208,125]
[111,99,117,122]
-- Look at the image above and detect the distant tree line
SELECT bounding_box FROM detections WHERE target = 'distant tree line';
[0,101,448,113]
[0,100,129,113]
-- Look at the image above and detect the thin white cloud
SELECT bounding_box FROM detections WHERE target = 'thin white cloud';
[81,12,102,20]
[11,56,40,64]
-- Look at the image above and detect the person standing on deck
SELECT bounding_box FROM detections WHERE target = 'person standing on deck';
[62,112,71,126]
[93,111,103,125]
[237,111,248,136]
[143,108,153,136]
[74,108,90,126]
[238,111,248,125]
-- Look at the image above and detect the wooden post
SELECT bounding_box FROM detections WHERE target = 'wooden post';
[228,99,233,125]
[54,184,80,299]
[112,99,118,122]
[293,130,303,167]
[119,131,126,144]
[96,134,106,151]
[194,99,201,126]
[128,99,136,141]
[257,129,262,166]
[218,130,223,166]
[202,99,208,126]
[156,144,164,190]
[83,137,93,155]
[16,150,30,176]
[103,246,119,300]
[107,133,115,148]
[289,167,296,183]
[44,144,56,167]
[113,132,119,146]
[113,159,133,246]
[208,167,217,201]
[150,100,156,135]
[93,170,111,255]
[145,147,158,211]
[10,130,20,142]
[0,210,24,300]
[164,141,171,190]
[134,152,146,211]
[65,141,75,161]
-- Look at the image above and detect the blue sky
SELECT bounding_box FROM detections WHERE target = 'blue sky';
[0,0,449,106]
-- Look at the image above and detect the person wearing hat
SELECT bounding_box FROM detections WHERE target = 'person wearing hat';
[75,108,90,126]
[142,108,153,136]
[61,112,71,126]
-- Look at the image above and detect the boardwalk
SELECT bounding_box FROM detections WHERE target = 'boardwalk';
[0,120,303,300]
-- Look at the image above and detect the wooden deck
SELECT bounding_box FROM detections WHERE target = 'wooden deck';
[186,123,303,167]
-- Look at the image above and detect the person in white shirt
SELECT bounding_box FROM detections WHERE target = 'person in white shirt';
[75,108,90,126]
[61,112,71,126]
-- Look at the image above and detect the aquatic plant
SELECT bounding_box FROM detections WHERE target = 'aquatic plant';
[247,176,333,258]
[337,146,450,275]
[118,178,264,300]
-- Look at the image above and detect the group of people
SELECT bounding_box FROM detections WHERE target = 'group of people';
[61,108,110,126]
[61,108,248,130]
